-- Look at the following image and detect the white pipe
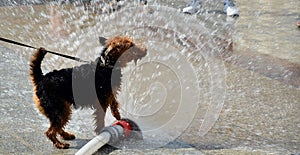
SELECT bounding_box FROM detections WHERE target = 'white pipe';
[75,125,124,155]
[75,132,110,155]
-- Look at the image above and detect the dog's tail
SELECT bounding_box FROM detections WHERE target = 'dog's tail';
[30,48,47,86]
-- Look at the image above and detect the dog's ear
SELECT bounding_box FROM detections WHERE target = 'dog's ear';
[99,37,107,46]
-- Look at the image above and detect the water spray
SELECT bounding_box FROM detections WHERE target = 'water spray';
[75,118,142,155]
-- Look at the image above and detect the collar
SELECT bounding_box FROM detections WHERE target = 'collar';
[99,47,115,69]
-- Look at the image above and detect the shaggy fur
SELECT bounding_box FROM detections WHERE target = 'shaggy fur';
[30,36,147,149]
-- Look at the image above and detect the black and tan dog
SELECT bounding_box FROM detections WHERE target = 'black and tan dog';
[30,36,147,149]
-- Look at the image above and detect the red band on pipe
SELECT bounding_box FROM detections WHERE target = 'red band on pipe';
[112,120,131,138]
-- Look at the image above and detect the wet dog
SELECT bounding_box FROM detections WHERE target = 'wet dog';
[30,36,147,149]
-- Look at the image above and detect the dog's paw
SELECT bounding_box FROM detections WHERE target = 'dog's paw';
[61,132,75,140]
[55,142,70,149]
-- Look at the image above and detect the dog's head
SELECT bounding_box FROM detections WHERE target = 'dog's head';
[99,36,147,68]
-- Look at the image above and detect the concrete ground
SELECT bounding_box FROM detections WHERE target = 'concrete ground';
[0,0,299,154]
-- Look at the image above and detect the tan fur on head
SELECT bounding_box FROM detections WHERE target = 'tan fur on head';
[106,36,134,56]
[105,36,147,67]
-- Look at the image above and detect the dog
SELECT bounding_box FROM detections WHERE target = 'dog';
[30,36,147,149]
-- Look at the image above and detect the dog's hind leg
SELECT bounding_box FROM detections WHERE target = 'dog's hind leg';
[44,101,73,149]
[45,121,70,149]
[58,101,75,140]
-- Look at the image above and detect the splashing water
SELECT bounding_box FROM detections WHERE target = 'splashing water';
[1,0,225,148]
[0,0,243,149]
[92,4,228,149]
[1,0,299,154]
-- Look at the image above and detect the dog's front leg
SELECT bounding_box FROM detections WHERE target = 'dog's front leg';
[108,93,121,120]
[93,100,106,135]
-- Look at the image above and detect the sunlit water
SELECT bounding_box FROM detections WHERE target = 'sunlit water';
[0,0,299,154]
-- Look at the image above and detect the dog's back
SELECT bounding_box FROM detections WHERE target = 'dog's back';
[30,48,74,104]
[30,51,118,108]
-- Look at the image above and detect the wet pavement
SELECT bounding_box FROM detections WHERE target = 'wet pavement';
[0,0,299,154]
